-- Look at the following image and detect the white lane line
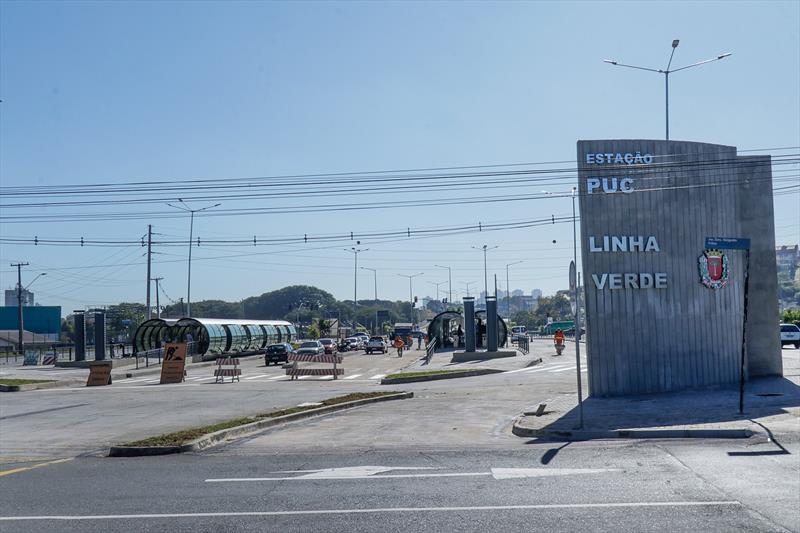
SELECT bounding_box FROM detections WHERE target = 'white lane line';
[0,501,742,521]
[184,376,207,381]
[266,375,285,380]
[550,366,577,373]
[369,374,385,380]
[244,375,269,380]
[522,366,570,374]
[117,378,150,383]
[343,374,363,380]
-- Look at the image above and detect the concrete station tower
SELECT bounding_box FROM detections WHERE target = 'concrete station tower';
[577,140,781,397]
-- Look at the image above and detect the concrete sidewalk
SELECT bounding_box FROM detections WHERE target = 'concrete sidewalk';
[513,353,800,441]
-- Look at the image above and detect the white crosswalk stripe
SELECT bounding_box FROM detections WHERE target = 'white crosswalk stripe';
[244,374,269,380]
[267,375,285,380]
[550,366,577,373]
[369,374,385,380]
[343,374,362,380]
[524,365,570,374]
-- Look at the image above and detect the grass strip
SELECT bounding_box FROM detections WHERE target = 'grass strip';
[384,369,481,379]
[0,379,56,386]
[124,391,397,448]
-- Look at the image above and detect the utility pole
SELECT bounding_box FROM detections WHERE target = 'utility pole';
[152,277,163,319]
[146,225,152,320]
[11,262,29,355]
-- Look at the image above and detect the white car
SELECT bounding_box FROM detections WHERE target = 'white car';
[510,325,527,343]
[780,323,800,349]
[365,336,387,354]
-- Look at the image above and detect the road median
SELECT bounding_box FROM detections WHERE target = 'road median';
[108,391,412,457]
[380,368,502,385]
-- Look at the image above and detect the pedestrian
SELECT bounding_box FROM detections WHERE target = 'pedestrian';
[393,336,405,357]
[456,324,463,347]
[476,319,484,348]
[417,335,422,350]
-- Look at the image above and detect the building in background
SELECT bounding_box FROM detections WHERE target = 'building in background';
[4,286,34,307]
[776,244,799,281]
[0,306,61,342]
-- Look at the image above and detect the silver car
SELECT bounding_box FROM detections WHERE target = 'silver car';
[296,341,325,356]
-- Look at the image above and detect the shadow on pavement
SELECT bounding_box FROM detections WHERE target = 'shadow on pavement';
[534,376,800,435]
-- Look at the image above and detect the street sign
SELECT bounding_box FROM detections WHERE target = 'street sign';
[569,261,576,291]
[160,343,187,384]
[705,237,751,250]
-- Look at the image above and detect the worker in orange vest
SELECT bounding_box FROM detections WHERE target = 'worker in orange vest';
[553,329,565,346]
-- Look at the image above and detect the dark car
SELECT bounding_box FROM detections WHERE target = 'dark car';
[265,343,293,365]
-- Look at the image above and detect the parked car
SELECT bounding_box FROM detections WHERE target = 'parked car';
[510,325,527,343]
[319,338,338,354]
[780,323,800,349]
[296,341,325,356]
[365,336,388,354]
[345,336,364,350]
[265,343,294,365]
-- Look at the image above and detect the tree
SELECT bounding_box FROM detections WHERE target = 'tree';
[317,318,331,337]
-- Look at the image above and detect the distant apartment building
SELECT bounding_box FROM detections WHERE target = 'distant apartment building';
[776,244,799,281]
[4,286,34,307]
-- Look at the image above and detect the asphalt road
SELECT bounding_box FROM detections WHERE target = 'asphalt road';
[1,344,798,532]
[0,439,796,532]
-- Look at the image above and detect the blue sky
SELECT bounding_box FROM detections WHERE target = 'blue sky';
[1,0,798,315]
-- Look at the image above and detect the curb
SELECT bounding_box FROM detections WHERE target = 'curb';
[108,391,413,457]
[0,379,81,392]
[511,418,753,440]
[380,369,502,385]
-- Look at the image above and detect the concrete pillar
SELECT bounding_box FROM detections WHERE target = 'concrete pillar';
[486,296,498,352]
[94,312,106,361]
[74,312,86,362]
[463,297,476,352]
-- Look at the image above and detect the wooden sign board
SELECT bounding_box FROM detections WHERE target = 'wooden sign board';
[87,362,113,387]
[160,343,187,384]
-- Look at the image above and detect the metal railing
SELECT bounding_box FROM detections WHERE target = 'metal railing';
[517,335,530,355]
[424,338,437,365]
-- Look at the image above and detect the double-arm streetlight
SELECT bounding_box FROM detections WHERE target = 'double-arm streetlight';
[505,261,523,318]
[604,40,731,140]
[434,264,452,305]
[345,246,369,328]
[461,281,477,298]
[472,245,498,301]
[397,272,423,322]
[427,280,447,306]
[360,266,378,334]
[166,199,221,317]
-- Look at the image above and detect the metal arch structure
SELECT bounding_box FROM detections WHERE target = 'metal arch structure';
[133,318,296,359]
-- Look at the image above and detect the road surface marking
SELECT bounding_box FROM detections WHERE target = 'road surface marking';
[550,366,578,373]
[343,374,362,380]
[0,501,742,521]
[369,374,385,380]
[267,375,284,380]
[244,375,268,380]
[0,458,74,478]
[523,365,570,374]
[206,467,618,482]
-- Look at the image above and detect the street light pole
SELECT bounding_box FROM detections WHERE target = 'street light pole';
[462,281,477,298]
[604,40,731,140]
[434,264,452,306]
[397,273,423,323]
[505,261,523,319]
[427,281,447,310]
[346,247,368,329]
[361,266,378,334]
[572,187,584,428]
[166,200,221,317]
[472,245,498,303]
